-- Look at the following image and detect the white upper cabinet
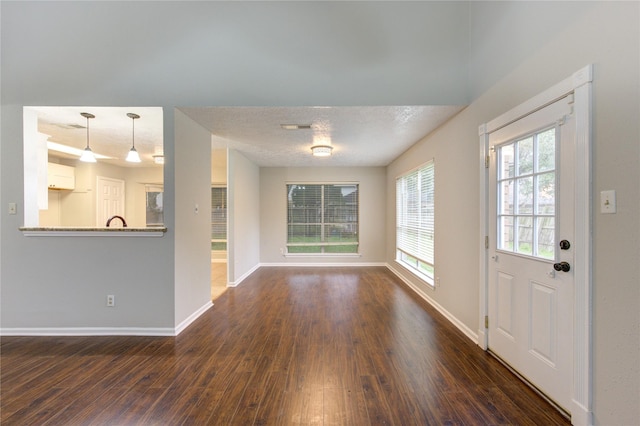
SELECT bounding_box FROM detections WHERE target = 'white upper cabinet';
[47,163,75,190]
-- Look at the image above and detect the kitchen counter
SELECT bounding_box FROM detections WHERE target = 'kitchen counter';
[20,227,167,237]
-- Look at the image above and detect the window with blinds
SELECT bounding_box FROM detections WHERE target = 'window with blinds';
[145,184,164,227]
[211,186,227,251]
[286,183,359,254]
[396,160,435,284]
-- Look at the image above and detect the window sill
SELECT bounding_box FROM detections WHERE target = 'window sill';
[394,259,435,288]
[284,253,361,258]
[20,227,167,237]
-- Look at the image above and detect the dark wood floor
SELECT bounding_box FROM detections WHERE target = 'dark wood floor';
[1,267,569,425]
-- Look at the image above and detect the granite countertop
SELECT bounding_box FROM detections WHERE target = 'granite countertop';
[19,227,167,236]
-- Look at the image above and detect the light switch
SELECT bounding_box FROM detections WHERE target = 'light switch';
[600,190,616,214]
[8,203,17,215]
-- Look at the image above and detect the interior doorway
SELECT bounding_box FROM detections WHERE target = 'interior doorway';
[96,176,125,227]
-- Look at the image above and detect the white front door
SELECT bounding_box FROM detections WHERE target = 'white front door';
[97,176,125,227]
[488,95,575,413]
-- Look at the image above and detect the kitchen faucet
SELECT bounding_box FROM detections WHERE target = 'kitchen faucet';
[106,215,128,227]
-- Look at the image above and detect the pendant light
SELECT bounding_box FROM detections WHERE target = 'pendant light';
[79,112,97,162]
[125,113,141,163]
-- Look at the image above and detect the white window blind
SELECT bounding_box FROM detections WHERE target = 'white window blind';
[211,186,227,251]
[286,184,358,254]
[396,160,435,282]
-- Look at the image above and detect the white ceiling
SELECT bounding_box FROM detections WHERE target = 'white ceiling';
[29,106,164,167]
[179,105,465,167]
[33,105,464,168]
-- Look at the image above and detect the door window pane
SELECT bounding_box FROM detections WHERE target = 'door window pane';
[497,126,556,259]
[537,129,556,172]
[517,136,534,175]
[500,216,514,251]
[517,176,533,214]
[536,172,555,214]
[517,216,533,255]
[500,145,515,178]
[537,217,555,259]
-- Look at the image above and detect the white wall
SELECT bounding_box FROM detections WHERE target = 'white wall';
[228,150,260,285]
[387,2,639,424]
[174,110,212,327]
[260,167,386,264]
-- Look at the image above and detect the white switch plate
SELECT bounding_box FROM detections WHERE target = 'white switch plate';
[8,203,17,215]
[600,190,616,214]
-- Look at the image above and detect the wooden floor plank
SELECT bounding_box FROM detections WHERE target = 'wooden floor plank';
[1,267,570,425]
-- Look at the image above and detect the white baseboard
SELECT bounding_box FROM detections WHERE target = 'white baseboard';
[386,263,479,344]
[174,300,214,335]
[1,301,214,337]
[0,327,176,336]
[260,262,387,267]
[228,263,260,287]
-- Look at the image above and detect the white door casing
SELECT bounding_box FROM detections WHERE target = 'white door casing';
[97,176,125,227]
[478,65,592,426]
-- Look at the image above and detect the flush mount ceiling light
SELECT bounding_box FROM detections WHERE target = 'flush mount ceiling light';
[152,154,165,165]
[79,112,97,163]
[311,144,333,157]
[125,113,141,163]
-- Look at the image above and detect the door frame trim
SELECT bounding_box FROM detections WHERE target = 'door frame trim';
[478,65,593,425]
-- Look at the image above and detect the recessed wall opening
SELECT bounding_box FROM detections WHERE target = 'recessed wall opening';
[23,106,164,229]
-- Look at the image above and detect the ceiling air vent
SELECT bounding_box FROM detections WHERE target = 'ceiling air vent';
[280,124,312,130]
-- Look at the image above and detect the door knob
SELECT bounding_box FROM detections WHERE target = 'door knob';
[559,240,571,250]
[553,261,571,272]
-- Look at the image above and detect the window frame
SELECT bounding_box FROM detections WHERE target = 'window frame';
[286,182,359,255]
[211,186,227,252]
[395,160,435,286]
[495,125,557,261]
[145,184,164,228]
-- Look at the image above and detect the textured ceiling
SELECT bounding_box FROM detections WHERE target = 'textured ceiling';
[30,106,164,168]
[31,105,465,168]
[179,105,465,167]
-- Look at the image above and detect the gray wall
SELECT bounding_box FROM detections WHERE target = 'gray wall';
[174,110,212,327]
[1,1,638,423]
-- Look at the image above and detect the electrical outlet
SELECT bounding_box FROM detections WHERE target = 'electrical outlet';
[436,277,441,287]
[106,295,115,307]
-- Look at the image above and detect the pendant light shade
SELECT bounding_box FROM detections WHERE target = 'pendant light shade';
[126,113,141,163]
[79,112,97,163]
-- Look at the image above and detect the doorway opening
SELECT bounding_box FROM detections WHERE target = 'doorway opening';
[211,149,228,299]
